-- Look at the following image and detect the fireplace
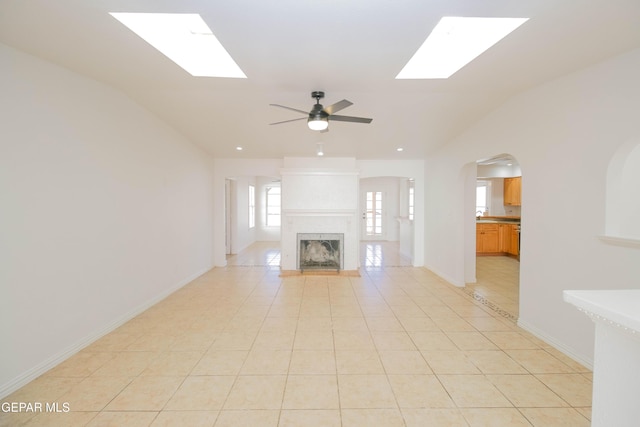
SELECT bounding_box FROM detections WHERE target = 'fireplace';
[297,233,344,272]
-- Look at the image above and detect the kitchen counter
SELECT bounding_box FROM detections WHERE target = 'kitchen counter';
[476,216,520,224]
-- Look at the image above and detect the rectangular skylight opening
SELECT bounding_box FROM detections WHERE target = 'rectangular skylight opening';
[396,16,528,79]
[110,12,246,78]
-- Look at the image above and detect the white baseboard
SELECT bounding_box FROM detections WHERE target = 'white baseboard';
[423,264,465,287]
[517,319,594,371]
[0,266,212,399]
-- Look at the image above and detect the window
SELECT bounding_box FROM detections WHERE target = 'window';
[248,185,255,228]
[476,180,489,216]
[408,180,415,221]
[266,186,281,227]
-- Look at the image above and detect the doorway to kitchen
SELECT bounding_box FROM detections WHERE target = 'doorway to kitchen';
[465,154,522,320]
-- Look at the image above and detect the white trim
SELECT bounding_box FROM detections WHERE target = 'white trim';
[283,209,356,217]
[423,264,465,287]
[0,266,212,399]
[517,318,594,371]
[598,235,640,249]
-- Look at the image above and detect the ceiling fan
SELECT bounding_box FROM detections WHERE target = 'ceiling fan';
[269,91,372,132]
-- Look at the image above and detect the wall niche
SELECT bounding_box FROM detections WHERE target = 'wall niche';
[603,138,640,247]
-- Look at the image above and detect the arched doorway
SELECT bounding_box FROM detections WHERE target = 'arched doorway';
[464,154,522,320]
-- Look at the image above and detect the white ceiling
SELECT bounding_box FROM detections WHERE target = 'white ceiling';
[2,0,640,159]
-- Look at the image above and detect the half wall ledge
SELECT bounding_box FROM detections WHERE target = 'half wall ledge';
[564,289,640,427]
[598,235,640,249]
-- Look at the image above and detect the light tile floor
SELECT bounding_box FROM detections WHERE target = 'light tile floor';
[1,243,591,426]
[465,256,521,321]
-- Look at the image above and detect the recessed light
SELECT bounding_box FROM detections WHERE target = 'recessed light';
[396,16,528,79]
[236,146,243,151]
[110,13,246,78]
[396,147,404,152]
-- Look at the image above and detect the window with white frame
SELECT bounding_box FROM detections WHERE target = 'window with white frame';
[408,180,415,221]
[248,185,255,228]
[266,186,281,227]
[476,180,490,216]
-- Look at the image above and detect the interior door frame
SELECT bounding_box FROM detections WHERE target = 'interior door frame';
[225,178,233,255]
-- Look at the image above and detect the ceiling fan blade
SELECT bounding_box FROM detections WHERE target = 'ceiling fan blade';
[323,99,353,115]
[269,117,307,125]
[269,104,309,115]
[329,115,373,124]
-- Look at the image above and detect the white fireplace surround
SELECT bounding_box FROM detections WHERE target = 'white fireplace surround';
[279,160,360,271]
[281,209,358,271]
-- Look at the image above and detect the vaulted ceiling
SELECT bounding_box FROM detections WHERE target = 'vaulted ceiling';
[2,0,640,159]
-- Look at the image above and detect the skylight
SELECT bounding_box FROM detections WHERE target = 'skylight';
[396,16,528,79]
[110,13,246,78]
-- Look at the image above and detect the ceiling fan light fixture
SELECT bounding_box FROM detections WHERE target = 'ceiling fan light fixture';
[308,115,328,131]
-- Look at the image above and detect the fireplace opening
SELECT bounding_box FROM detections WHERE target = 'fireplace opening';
[297,233,344,272]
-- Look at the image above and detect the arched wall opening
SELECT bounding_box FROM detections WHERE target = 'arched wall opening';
[605,138,640,241]
[464,153,523,319]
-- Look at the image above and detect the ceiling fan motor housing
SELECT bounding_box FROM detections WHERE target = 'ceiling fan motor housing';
[309,105,328,119]
[310,91,328,118]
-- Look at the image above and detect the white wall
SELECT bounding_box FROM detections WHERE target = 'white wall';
[424,48,640,366]
[229,176,257,253]
[0,43,215,397]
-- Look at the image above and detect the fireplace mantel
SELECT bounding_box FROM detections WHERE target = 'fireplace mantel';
[283,209,355,217]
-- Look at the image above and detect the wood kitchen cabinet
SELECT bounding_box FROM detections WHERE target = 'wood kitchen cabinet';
[499,224,511,253]
[504,177,522,206]
[477,223,500,254]
[502,223,519,256]
[509,225,519,256]
[477,222,519,256]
